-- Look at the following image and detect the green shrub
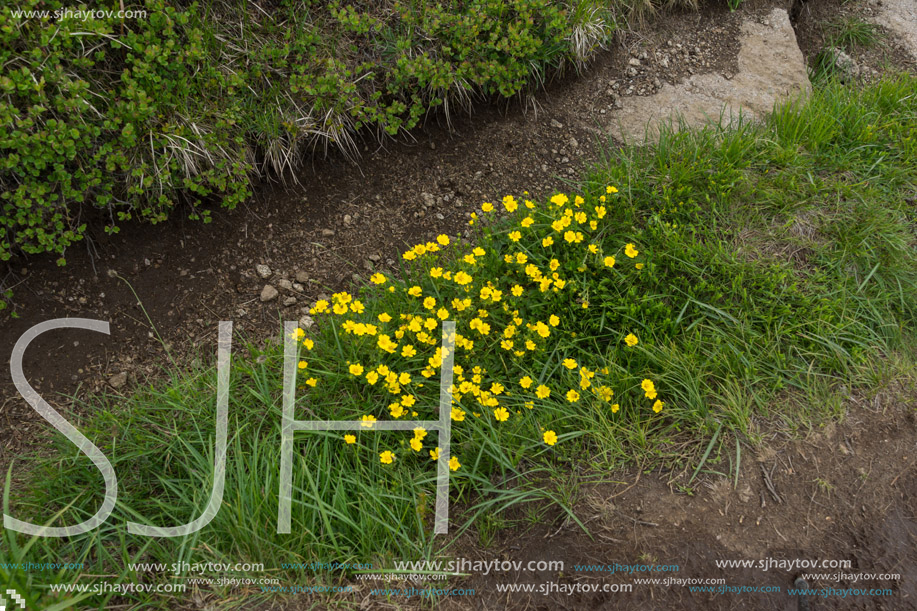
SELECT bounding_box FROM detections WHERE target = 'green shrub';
[0,0,618,264]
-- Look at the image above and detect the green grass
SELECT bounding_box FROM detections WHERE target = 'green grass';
[811,16,884,82]
[826,16,882,50]
[3,73,916,609]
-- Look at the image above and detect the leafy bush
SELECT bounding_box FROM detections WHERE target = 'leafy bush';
[0,0,618,263]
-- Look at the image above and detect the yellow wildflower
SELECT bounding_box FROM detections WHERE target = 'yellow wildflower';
[311,300,329,314]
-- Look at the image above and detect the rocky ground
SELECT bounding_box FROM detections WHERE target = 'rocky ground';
[1,0,915,608]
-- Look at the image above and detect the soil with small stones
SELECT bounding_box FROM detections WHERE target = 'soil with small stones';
[1,0,915,608]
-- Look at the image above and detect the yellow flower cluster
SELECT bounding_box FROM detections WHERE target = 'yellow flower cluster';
[296,186,658,479]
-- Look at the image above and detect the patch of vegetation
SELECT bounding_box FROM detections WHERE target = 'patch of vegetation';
[810,15,884,82]
[3,74,916,609]
[826,15,882,50]
[0,0,622,267]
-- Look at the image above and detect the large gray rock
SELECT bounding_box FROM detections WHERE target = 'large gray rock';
[874,0,917,60]
[609,9,810,143]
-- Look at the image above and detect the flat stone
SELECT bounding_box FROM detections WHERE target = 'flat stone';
[109,372,127,389]
[829,47,861,76]
[260,285,279,302]
[608,9,810,144]
[255,264,272,279]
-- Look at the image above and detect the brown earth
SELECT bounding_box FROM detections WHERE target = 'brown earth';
[1,0,916,609]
